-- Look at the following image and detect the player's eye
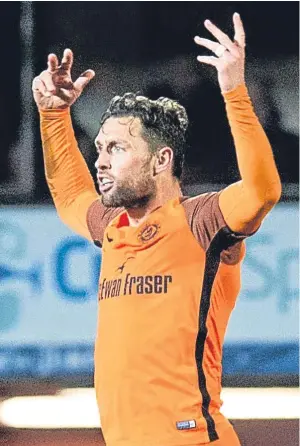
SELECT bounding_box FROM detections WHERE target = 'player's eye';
[111,146,124,154]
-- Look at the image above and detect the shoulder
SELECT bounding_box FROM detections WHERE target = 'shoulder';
[180,191,222,223]
[180,192,246,264]
[87,199,123,246]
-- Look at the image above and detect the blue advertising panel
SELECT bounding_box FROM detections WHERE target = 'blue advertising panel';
[0,204,298,377]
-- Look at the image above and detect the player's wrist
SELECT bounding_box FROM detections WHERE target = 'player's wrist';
[222,83,249,101]
[39,108,71,119]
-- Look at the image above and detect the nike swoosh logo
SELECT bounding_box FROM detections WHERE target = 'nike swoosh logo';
[106,234,113,243]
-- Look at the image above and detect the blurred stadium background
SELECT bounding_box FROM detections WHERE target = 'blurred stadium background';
[0,2,298,445]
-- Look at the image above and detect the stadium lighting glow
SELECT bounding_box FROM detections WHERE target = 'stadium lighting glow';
[220,387,299,420]
[0,387,298,429]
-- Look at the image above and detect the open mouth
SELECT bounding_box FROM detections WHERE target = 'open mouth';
[98,178,114,193]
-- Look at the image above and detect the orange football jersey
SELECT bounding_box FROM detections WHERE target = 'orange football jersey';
[88,193,246,445]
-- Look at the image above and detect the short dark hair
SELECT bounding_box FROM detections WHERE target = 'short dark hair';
[100,93,189,179]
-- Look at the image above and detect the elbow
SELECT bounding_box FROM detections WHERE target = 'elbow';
[57,208,69,225]
[245,180,282,215]
[264,180,282,207]
[253,182,282,215]
[57,200,76,225]
[51,195,73,225]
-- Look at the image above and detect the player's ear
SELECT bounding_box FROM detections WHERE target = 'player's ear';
[153,147,173,175]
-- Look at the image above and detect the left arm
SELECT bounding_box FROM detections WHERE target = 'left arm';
[195,13,281,234]
[219,83,281,234]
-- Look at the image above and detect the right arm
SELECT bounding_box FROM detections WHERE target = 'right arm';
[40,107,99,240]
[33,48,113,242]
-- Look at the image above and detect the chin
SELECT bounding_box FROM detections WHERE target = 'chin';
[101,192,118,208]
[103,191,153,209]
[101,188,124,208]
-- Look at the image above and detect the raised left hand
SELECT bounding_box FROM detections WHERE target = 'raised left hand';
[194,13,245,93]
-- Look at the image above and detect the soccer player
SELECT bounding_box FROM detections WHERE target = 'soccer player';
[32,13,281,446]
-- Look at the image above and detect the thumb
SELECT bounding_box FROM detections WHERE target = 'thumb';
[73,69,95,92]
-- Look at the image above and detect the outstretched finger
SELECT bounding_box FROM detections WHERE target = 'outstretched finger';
[194,36,222,55]
[61,48,74,71]
[204,19,239,56]
[197,55,219,67]
[47,53,59,73]
[233,13,246,48]
[73,69,95,91]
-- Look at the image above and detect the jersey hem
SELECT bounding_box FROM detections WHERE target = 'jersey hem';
[104,417,232,446]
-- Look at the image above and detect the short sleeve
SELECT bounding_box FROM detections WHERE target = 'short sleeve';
[86,200,123,247]
[181,192,248,265]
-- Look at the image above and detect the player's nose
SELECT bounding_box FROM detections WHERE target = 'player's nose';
[95,150,111,170]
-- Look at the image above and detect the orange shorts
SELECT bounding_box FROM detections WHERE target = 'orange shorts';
[202,425,241,445]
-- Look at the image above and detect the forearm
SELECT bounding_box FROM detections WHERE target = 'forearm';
[223,84,282,203]
[40,108,99,237]
[218,84,282,234]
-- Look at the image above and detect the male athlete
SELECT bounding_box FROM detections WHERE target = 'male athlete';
[32,13,281,446]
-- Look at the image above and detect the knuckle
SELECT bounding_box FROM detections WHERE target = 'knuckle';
[32,77,40,90]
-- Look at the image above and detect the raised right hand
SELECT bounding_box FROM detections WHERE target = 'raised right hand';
[32,48,95,110]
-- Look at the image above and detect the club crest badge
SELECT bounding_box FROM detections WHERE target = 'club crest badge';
[138,223,160,243]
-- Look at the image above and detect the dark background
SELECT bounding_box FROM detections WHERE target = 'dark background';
[0,2,298,203]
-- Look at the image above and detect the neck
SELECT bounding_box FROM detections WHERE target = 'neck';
[126,177,182,227]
